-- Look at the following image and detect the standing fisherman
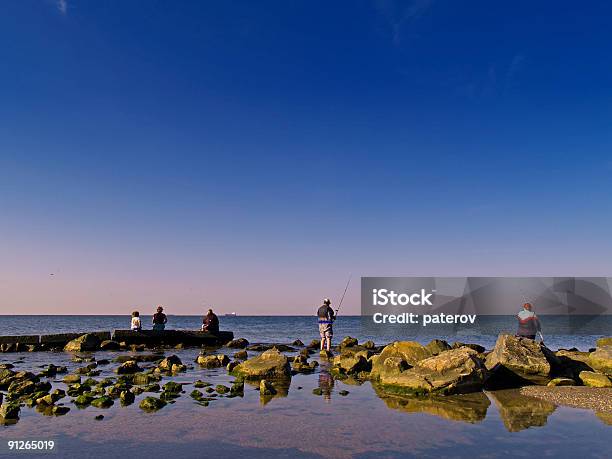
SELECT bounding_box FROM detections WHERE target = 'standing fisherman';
[317,298,336,352]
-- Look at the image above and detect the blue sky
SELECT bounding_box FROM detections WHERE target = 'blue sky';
[1,1,611,315]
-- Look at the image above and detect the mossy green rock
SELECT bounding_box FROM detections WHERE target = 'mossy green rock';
[91,396,114,408]
[215,385,230,394]
[194,380,211,388]
[232,349,291,379]
[588,346,612,376]
[579,371,612,387]
[0,402,20,420]
[120,390,135,405]
[162,381,182,393]
[139,396,166,411]
[74,394,95,406]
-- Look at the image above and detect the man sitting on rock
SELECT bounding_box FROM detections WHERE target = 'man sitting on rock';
[516,303,542,340]
[202,308,220,334]
[317,298,336,352]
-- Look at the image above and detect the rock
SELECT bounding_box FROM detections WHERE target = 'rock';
[588,346,612,376]
[259,379,276,396]
[115,354,164,363]
[375,347,487,395]
[596,337,612,348]
[363,340,376,350]
[196,354,230,368]
[232,348,291,379]
[158,355,182,372]
[64,334,101,352]
[162,381,183,393]
[95,415,104,420]
[226,338,249,348]
[547,378,576,387]
[340,336,359,348]
[579,371,612,387]
[485,334,559,386]
[52,406,70,416]
[63,374,81,384]
[116,360,142,374]
[139,396,166,411]
[339,390,349,396]
[247,344,295,352]
[143,384,160,393]
[0,402,20,420]
[190,389,204,400]
[133,373,157,385]
[312,388,322,396]
[370,341,432,379]
[120,390,135,405]
[227,361,239,372]
[74,394,95,406]
[319,350,333,360]
[130,344,146,352]
[215,385,230,394]
[194,380,211,388]
[171,364,186,373]
[230,381,244,396]
[555,350,593,379]
[452,342,486,353]
[100,340,120,351]
[8,379,36,397]
[307,339,321,349]
[292,339,304,346]
[332,353,371,376]
[91,396,114,408]
[426,339,452,355]
[234,350,248,360]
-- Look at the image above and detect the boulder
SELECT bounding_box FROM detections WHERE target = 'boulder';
[292,339,304,346]
[91,396,114,408]
[116,361,142,374]
[196,354,230,368]
[588,346,612,376]
[363,340,376,350]
[596,337,612,348]
[232,348,291,379]
[0,402,20,420]
[158,355,182,372]
[234,349,248,360]
[452,342,486,353]
[64,334,101,352]
[485,334,559,386]
[139,396,166,411]
[579,371,612,387]
[370,341,432,379]
[64,374,81,384]
[319,350,333,360]
[307,339,321,349]
[332,353,371,376]
[425,339,452,355]
[227,361,239,372]
[162,381,183,393]
[376,347,487,395]
[120,390,135,405]
[339,336,359,349]
[555,350,593,379]
[226,338,249,349]
[100,340,120,351]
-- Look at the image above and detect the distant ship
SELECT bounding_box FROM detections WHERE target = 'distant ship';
[225,312,237,317]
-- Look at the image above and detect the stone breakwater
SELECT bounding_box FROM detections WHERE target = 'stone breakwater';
[0,333,610,427]
[0,330,234,352]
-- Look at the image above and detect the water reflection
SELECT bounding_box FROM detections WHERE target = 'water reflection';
[372,384,491,423]
[318,371,334,402]
[488,389,556,432]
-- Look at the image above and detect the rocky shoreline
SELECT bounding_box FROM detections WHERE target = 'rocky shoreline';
[1,332,611,428]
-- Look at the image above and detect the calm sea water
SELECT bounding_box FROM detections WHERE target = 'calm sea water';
[1,315,610,350]
[1,315,610,458]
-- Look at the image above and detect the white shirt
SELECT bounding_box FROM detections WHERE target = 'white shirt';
[131,317,141,330]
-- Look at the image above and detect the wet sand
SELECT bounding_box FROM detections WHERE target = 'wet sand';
[520,386,612,413]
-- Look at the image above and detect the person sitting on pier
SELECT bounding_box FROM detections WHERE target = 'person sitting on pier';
[202,308,219,334]
[131,311,142,331]
[516,302,542,340]
[152,306,168,331]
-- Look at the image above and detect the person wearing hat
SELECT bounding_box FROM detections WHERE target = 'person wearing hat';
[152,305,168,331]
[516,302,541,340]
[202,308,219,334]
[317,298,336,352]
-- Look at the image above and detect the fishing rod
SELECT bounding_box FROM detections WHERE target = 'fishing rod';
[335,275,352,316]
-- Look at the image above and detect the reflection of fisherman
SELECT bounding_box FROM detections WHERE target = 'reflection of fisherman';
[317,298,336,351]
[516,303,542,340]
[318,370,334,402]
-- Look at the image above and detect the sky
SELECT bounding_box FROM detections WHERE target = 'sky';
[1,1,612,315]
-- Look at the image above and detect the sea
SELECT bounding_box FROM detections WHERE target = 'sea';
[0,315,610,458]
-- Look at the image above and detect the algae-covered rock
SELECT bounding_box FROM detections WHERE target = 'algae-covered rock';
[196,354,230,368]
[332,353,371,376]
[234,350,248,360]
[52,406,70,416]
[64,334,101,352]
[226,338,249,349]
[74,394,95,406]
[485,334,559,386]
[139,396,166,411]
[116,360,142,374]
[120,390,135,405]
[547,378,575,387]
[370,341,432,379]
[425,339,452,355]
[339,336,359,349]
[0,402,20,420]
[91,396,114,408]
[100,340,120,351]
[232,349,291,379]
[588,346,612,376]
[162,381,183,393]
[579,371,612,387]
[63,374,81,384]
[376,347,487,395]
[158,355,182,372]
[215,385,230,394]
